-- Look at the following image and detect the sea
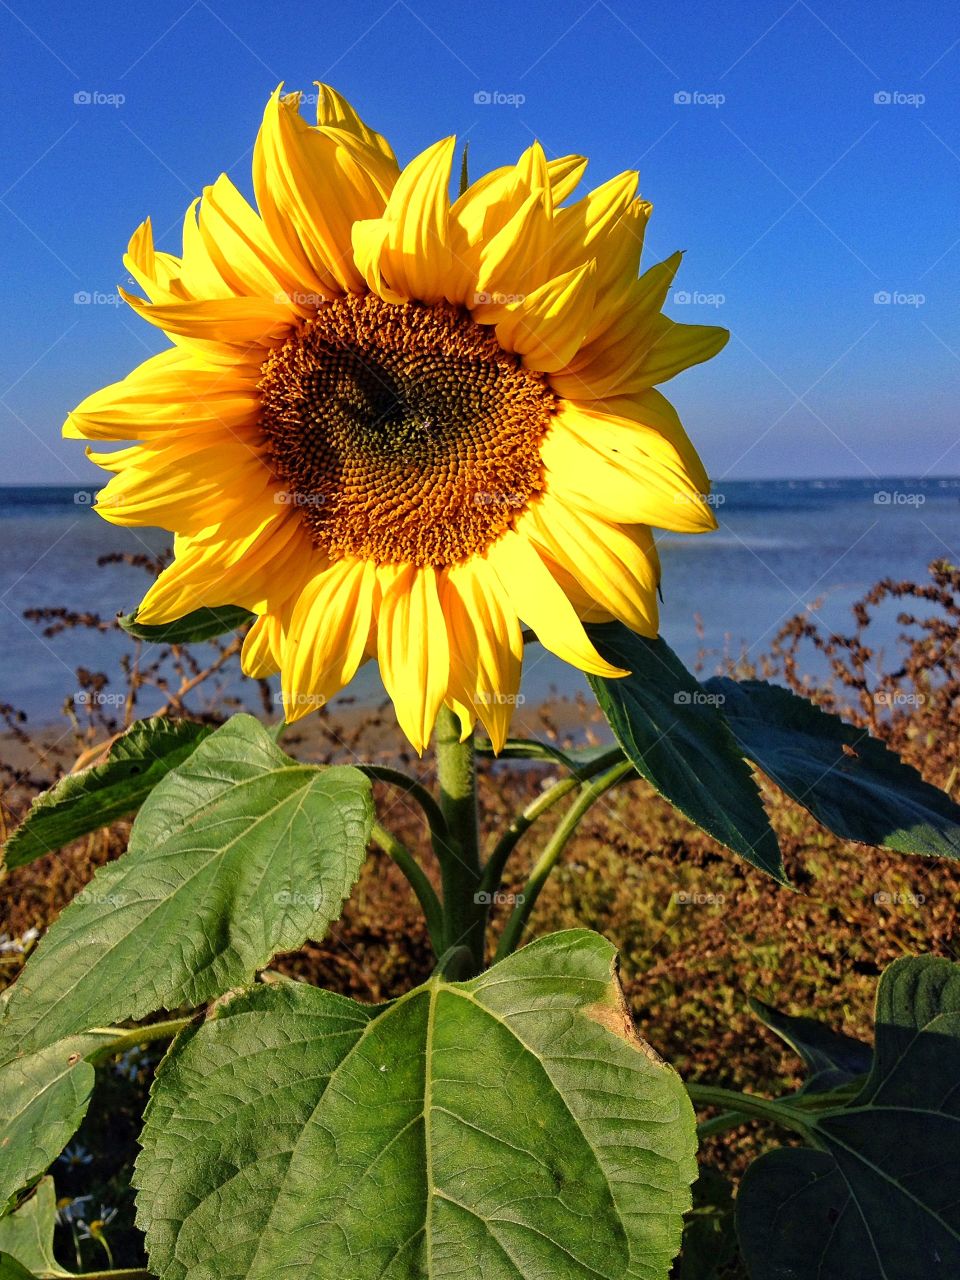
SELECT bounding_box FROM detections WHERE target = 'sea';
[1,479,958,725]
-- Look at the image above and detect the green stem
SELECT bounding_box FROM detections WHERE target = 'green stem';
[370,822,445,955]
[358,764,450,848]
[433,704,485,973]
[479,746,628,899]
[685,1082,810,1136]
[87,1017,193,1065]
[494,760,634,960]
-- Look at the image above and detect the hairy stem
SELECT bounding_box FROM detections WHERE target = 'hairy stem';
[87,1017,193,1066]
[685,1082,811,1136]
[433,705,485,973]
[494,760,634,960]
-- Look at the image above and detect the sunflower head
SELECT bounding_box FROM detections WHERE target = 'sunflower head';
[66,83,727,752]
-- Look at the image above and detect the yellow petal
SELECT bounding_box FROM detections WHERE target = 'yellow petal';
[90,436,273,535]
[471,188,553,318]
[591,388,711,495]
[254,87,390,297]
[525,496,660,635]
[486,530,627,677]
[282,558,376,721]
[440,558,523,752]
[241,614,283,678]
[494,259,597,373]
[352,136,456,304]
[65,349,261,442]
[376,563,449,753]
[542,402,717,531]
[197,174,303,304]
[313,83,398,170]
[136,509,308,621]
[119,288,293,348]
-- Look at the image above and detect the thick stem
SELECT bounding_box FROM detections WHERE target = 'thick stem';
[433,705,485,972]
[494,760,634,960]
[685,1082,811,1136]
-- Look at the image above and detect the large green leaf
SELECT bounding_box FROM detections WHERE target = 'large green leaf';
[135,929,696,1280]
[749,996,871,1093]
[0,1178,70,1274]
[706,677,960,859]
[0,1032,115,1216]
[119,604,254,644]
[586,625,784,879]
[737,955,960,1279]
[0,715,372,1062]
[3,717,211,869]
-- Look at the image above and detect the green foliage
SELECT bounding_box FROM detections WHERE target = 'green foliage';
[0,715,372,1060]
[737,955,960,1279]
[3,717,211,869]
[136,930,697,1280]
[0,1033,115,1216]
[749,996,871,1094]
[676,1169,738,1280]
[118,604,254,644]
[0,1179,70,1275]
[709,677,960,859]
[586,625,785,880]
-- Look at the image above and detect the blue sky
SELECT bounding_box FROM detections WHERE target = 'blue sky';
[1,0,957,484]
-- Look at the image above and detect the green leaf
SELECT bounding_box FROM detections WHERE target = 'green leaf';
[0,715,373,1062]
[586,625,784,880]
[737,955,960,1279]
[676,1168,738,1280]
[0,1032,115,1216]
[749,996,872,1093]
[135,929,696,1280]
[706,677,960,859]
[0,1178,71,1274]
[3,717,212,869]
[119,604,254,644]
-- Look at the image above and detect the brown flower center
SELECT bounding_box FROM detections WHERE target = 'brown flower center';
[257,293,555,566]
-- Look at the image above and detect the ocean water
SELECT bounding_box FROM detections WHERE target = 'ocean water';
[1,479,958,724]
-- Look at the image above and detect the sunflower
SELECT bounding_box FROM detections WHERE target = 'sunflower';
[66,84,727,752]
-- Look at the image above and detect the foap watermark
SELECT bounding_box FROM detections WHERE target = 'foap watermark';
[674,689,725,707]
[674,490,726,509]
[73,489,98,506]
[473,691,526,707]
[874,90,925,108]
[473,490,525,508]
[474,890,525,906]
[275,691,328,712]
[673,890,726,907]
[473,290,526,306]
[74,690,126,708]
[674,90,725,108]
[274,289,325,308]
[74,889,128,908]
[673,289,725,308]
[275,491,327,507]
[74,290,122,307]
[274,889,325,910]
[874,690,927,707]
[74,89,126,108]
[874,290,925,307]
[874,489,925,507]
[473,90,525,108]
[874,890,925,907]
